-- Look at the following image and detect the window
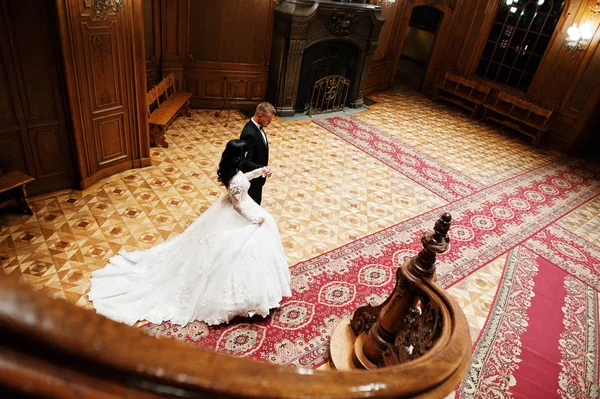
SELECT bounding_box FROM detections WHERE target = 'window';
[475,0,565,91]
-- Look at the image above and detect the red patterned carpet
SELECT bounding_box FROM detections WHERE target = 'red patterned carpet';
[142,116,600,397]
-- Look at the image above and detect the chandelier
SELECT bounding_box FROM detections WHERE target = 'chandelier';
[86,0,124,19]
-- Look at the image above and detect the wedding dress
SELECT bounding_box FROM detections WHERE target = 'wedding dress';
[88,168,291,326]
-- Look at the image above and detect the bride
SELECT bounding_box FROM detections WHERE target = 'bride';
[88,139,291,326]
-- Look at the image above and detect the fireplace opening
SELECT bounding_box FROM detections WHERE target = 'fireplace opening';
[295,40,360,114]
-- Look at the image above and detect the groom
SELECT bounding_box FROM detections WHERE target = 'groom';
[240,102,275,205]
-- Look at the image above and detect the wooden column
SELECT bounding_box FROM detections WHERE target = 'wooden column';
[55,0,151,189]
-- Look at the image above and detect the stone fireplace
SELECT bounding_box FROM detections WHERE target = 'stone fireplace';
[267,0,385,117]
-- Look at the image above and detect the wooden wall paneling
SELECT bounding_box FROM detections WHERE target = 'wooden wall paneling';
[160,0,189,92]
[0,14,26,176]
[187,70,269,109]
[441,0,478,73]
[422,3,458,94]
[130,0,152,168]
[522,1,580,108]
[144,0,162,90]
[565,27,600,149]
[562,2,600,113]
[0,0,75,195]
[189,0,273,64]
[365,1,402,94]
[460,0,495,77]
[365,1,408,93]
[55,0,150,189]
[186,0,275,109]
[373,2,401,61]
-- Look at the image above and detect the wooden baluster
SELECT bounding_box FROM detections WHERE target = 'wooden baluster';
[351,213,452,368]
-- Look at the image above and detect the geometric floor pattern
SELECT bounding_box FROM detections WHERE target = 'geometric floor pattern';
[1,87,599,397]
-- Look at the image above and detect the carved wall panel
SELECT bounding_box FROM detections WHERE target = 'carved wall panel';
[96,115,126,164]
[29,126,68,180]
[89,33,120,109]
[0,133,27,176]
[0,0,75,195]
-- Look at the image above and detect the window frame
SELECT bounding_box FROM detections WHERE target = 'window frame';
[468,0,569,94]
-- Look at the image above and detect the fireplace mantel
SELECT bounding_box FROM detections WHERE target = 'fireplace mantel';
[267,0,385,117]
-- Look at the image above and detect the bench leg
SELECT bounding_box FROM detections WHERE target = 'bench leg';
[533,130,542,145]
[16,186,33,215]
[149,124,169,148]
[149,125,157,147]
[158,126,169,148]
[183,100,191,117]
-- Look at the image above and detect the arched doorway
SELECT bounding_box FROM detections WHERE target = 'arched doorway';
[394,6,443,91]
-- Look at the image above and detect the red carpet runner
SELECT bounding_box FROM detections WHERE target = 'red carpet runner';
[314,115,484,201]
[142,116,600,397]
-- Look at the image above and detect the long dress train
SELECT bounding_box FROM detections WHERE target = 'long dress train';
[87,168,291,326]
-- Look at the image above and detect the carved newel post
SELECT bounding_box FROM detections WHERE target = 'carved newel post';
[348,213,452,369]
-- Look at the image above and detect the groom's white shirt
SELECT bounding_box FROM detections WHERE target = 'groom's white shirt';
[250,118,268,146]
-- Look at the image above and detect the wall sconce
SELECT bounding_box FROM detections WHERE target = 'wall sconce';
[565,23,593,53]
[85,0,124,19]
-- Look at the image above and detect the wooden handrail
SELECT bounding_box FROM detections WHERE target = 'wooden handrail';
[0,271,471,398]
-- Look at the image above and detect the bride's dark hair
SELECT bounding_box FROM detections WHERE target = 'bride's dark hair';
[217,139,247,188]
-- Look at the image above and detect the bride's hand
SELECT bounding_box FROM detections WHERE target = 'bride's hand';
[257,217,265,225]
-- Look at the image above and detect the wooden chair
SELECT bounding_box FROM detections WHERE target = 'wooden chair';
[435,71,491,117]
[147,73,193,148]
[482,91,553,144]
[0,168,34,215]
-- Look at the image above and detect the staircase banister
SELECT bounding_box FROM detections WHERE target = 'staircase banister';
[0,275,471,398]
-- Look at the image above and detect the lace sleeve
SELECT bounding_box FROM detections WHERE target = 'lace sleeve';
[228,177,261,224]
[244,167,266,181]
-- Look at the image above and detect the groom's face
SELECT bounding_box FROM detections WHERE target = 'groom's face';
[258,112,274,128]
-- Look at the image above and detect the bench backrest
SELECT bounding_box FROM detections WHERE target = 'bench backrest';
[497,92,552,114]
[146,73,177,116]
[146,87,160,117]
[496,91,553,126]
[442,71,490,98]
[165,74,176,95]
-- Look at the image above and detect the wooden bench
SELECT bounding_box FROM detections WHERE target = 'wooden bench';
[482,92,553,144]
[147,74,192,148]
[0,169,34,215]
[435,72,491,116]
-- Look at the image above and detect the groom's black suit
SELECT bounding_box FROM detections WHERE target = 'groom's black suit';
[240,120,269,205]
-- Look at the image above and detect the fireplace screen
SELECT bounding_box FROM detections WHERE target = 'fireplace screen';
[308,75,350,116]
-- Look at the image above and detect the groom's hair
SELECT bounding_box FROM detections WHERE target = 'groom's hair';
[255,102,275,115]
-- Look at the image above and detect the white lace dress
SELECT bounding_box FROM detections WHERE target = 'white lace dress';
[88,168,291,326]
